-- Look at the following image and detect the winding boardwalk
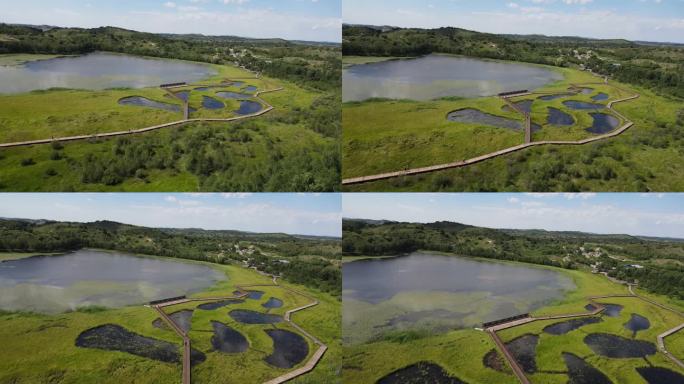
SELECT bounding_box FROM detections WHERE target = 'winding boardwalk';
[0,79,283,148]
[342,80,640,186]
[150,269,327,384]
[486,282,684,384]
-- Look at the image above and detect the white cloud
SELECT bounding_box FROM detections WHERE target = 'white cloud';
[164,2,176,8]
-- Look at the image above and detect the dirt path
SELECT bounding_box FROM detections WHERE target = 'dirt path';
[342,81,640,186]
[0,80,283,148]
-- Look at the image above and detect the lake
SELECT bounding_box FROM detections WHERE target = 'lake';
[0,52,216,94]
[0,249,225,313]
[343,252,574,344]
[343,54,562,102]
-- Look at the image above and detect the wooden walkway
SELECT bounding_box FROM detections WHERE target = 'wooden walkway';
[342,81,640,186]
[149,270,327,384]
[0,81,283,148]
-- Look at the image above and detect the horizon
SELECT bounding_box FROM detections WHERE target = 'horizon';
[1,0,342,43]
[0,193,342,237]
[343,0,684,44]
[342,193,684,239]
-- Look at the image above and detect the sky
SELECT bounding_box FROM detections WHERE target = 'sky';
[343,193,684,238]
[344,0,684,43]
[0,193,342,237]
[0,0,341,42]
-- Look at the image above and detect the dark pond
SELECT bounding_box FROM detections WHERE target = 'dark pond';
[119,96,182,113]
[506,334,539,373]
[235,100,263,115]
[447,109,541,132]
[0,249,224,313]
[343,54,563,101]
[152,310,193,333]
[543,317,602,335]
[232,81,244,87]
[76,324,206,365]
[592,93,609,101]
[586,113,620,134]
[229,309,283,324]
[501,100,533,114]
[197,299,244,310]
[0,52,216,94]
[174,91,190,102]
[211,321,248,353]
[563,352,612,384]
[602,304,623,317]
[376,361,466,384]
[636,367,684,384]
[483,349,508,373]
[584,333,656,358]
[244,85,257,93]
[262,297,284,309]
[547,107,575,126]
[234,290,265,300]
[216,91,250,99]
[571,87,594,95]
[624,314,650,337]
[202,96,225,109]
[263,329,309,369]
[563,101,605,110]
[538,93,574,101]
[585,304,597,312]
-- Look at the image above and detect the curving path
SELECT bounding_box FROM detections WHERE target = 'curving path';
[150,267,327,384]
[0,78,283,148]
[342,80,640,186]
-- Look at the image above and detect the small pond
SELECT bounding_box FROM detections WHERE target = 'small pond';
[0,249,224,313]
[232,81,244,87]
[602,304,623,317]
[263,329,309,369]
[343,54,563,101]
[202,96,225,109]
[506,334,539,374]
[235,100,263,115]
[543,317,602,335]
[447,109,541,132]
[234,290,265,300]
[76,324,206,365]
[563,101,605,110]
[636,367,684,384]
[584,333,656,358]
[571,87,594,95]
[243,85,257,93]
[538,93,574,101]
[229,309,283,324]
[547,107,575,126]
[624,314,650,337]
[483,349,507,373]
[262,297,284,309]
[501,100,533,114]
[174,90,190,102]
[197,299,244,311]
[563,352,612,384]
[216,91,250,99]
[585,304,597,312]
[0,52,216,94]
[586,113,620,134]
[119,96,182,113]
[376,361,466,384]
[152,310,193,333]
[592,92,609,101]
[211,321,248,353]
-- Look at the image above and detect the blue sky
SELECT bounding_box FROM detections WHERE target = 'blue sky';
[0,193,342,237]
[1,0,341,42]
[343,193,684,238]
[344,0,684,43]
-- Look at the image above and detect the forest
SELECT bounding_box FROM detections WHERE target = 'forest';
[343,219,684,300]
[0,218,342,296]
[343,25,684,98]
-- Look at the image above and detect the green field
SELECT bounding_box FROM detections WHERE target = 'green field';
[0,253,340,384]
[342,59,684,191]
[342,258,684,383]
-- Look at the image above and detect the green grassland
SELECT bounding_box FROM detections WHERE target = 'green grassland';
[0,258,340,384]
[343,61,684,191]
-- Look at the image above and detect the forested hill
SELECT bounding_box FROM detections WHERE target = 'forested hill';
[342,24,684,98]
[0,218,342,296]
[343,219,684,299]
[0,24,341,91]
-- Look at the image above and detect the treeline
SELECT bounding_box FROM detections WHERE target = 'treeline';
[343,25,684,98]
[610,265,684,300]
[0,24,340,91]
[0,218,342,296]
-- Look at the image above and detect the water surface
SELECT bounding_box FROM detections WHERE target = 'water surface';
[216,91,250,99]
[624,314,650,337]
[197,299,244,310]
[377,362,466,384]
[229,309,282,324]
[543,317,601,335]
[0,249,224,313]
[586,113,619,134]
[592,93,609,101]
[538,93,574,101]
[153,310,193,333]
[447,109,541,132]
[343,54,562,101]
[211,321,248,353]
[202,96,225,109]
[563,352,612,384]
[235,100,263,115]
[263,329,309,368]
[0,52,215,94]
[584,333,656,358]
[563,101,605,110]
[506,334,538,373]
[636,367,684,384]
[547,107,575,126]
[262,297,283,309]
[119,96,182,113]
